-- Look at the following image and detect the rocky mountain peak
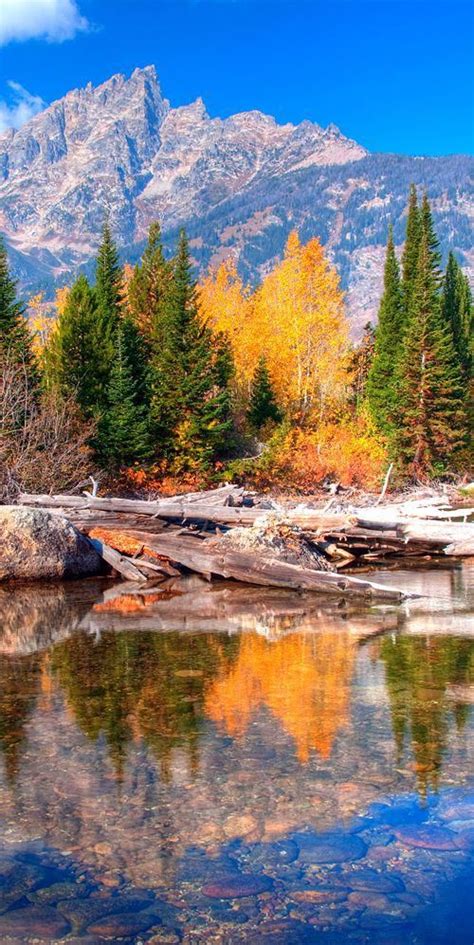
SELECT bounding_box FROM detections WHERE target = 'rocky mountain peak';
[0,66,471,330]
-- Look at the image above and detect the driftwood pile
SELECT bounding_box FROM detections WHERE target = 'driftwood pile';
[18,485,474,601]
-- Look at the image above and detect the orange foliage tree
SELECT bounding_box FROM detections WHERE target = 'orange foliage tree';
[198,233,349,423]
[197,258,257,394]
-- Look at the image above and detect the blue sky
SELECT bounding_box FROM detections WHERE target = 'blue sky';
[0,0,473,155]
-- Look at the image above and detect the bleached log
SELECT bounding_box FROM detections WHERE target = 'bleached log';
[397,520,474,547]
[90,528,412,601]
[88,538,148,582]
[18,493,350,530]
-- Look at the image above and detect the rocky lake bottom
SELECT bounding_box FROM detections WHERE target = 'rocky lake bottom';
[0,563,473,944]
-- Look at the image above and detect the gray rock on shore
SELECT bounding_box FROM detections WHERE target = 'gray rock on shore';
[0,506,102,582]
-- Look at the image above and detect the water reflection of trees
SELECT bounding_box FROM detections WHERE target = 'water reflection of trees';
[205,631,357,762]
[380,636,474,794]
[0,622,472,793]
[50,632,239,781]
[0,655,41,784]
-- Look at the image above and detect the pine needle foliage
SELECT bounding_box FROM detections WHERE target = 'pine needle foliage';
[247,355,282,430]
[0,237,37,383]
[45,274,101,414]
[97,326,152,469]
[149,230,235,469]
[366,225,404,435]
[395,230,467,476]
[401,183,422,313]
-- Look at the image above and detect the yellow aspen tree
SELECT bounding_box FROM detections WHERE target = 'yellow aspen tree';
[254,232,349,422]
[197,258,263,393]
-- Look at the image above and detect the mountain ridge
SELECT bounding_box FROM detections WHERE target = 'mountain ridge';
[0,65,472,330]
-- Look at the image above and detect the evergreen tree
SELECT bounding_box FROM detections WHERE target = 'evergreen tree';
[441,252,472,380]
[366,225,404,435]
[127,222,171,344]
[97,327,152,468]
[247,355,282,429]
[94,221,123,400]
[121,313,150,407]
[45,274,101,415]
[0,237,36,379]
[149,230,234,467]
[420,192,442,281]
[401,184,421,313]
[95,221,122,320]
[396,230,467,476]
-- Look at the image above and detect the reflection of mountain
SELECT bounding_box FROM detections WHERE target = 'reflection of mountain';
[380,636,474,794]
[205,632,357,762]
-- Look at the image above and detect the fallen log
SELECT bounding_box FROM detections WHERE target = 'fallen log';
[86,527,412,601]
[397,520,474,548]
[88,538,147,582]
[18,493,350,530]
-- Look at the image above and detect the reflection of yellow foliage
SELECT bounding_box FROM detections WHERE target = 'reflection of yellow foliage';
[205,631,357,763]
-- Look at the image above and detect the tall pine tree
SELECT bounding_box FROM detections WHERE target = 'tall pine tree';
[97,326,152,468]
[94,221,123,403]
[366,225,404,436]
[401,184,421,313]
[420,192,442,281]
[442,252,472,380]
[247,355,282,430]
[127,222,171,344]
[396,229,466,475]
[0,237,37,382]
[149,230,234,468]
[45,274,101,414]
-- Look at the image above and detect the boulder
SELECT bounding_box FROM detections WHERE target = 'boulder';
[0,506,102,582]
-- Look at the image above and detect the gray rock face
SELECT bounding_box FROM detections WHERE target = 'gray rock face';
[0,65,472,329]
[0,506,101,582]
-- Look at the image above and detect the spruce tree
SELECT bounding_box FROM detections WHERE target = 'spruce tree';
[121,313,150,407]
[402,184,421,313]
[420,192,442,281]
[149,230,234,468]
[97,327,152,468]
[95,221,122,320]
[366,225,404,436]
[457,270,473,380]
[0,237,37,380]
[94,221,123,401]
[46,274,101,415]
[442,252,472,380]
[396,230,466,476]
[128,222,170,342]
[247,355,282,430]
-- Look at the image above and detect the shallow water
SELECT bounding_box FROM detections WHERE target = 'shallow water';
[0,564,473,944]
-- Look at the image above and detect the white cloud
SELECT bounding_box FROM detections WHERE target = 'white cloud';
[0,0,89,46]
[0,81,46,132]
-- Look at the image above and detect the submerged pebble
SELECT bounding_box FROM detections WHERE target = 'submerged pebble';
[295,832,367,864]
[202,874,273,899]
[0,904,70,939]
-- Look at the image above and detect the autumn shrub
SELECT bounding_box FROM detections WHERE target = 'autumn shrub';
[0,354,96,501]
[286,421,388,490]
[122,463,212,496]
[228,417,387,491]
